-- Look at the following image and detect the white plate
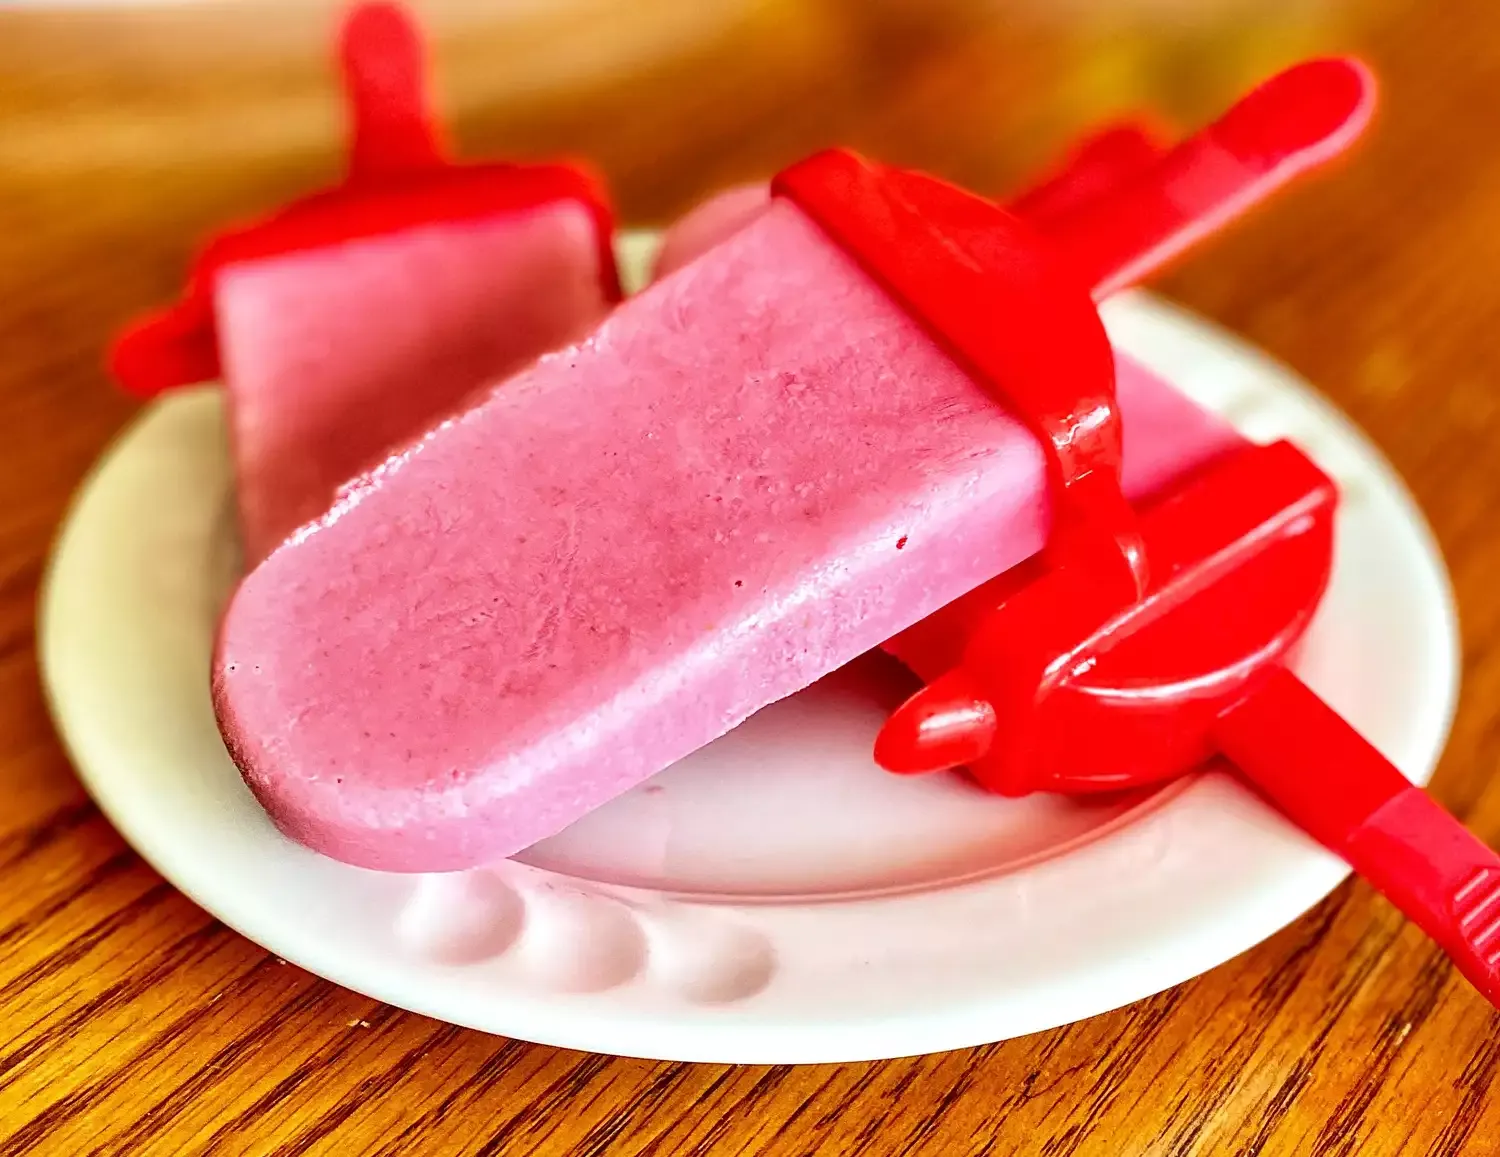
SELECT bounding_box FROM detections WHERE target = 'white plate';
[39,234,1459,1063]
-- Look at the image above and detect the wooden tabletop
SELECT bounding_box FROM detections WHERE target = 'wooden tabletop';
[4,0,1500,1152]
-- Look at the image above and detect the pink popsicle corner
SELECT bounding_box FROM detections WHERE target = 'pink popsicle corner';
[219,204,613,562]
[214,199,1238,872]
[108,2,620,564]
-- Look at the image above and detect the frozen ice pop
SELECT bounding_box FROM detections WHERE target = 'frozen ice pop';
[110,2,619,561]
[215,59,1372,872]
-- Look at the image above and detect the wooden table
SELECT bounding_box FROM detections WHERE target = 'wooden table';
[4,1,1499,1152]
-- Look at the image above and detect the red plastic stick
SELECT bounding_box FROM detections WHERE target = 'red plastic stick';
[1048,58,1375,298]
[1217,670,1500,1005]
[340,1,447,180]
[1008,120,1169,230]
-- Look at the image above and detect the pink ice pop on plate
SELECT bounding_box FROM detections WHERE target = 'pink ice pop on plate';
[215,59,1372,871]
[110,2,618,562]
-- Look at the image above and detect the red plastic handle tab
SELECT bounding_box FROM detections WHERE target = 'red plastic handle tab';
[1048,58,1376,298]
[341,0,447,181]
[1217,667,1500,1007]
[110,300,222,400]
[1007,119,1169,230]
[871,56,1377,775]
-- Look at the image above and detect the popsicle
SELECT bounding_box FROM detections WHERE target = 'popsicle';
[214,59,1372,872]
[110,2,620,561]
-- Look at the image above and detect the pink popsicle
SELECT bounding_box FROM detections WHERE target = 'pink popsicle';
[651,182,770,282]
[109,2,618,561]
[218,203,611,561]
[214,199,1238,871]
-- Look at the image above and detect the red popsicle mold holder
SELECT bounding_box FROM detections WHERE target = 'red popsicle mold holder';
[109,1,620,398]
[773,64,1500,1007]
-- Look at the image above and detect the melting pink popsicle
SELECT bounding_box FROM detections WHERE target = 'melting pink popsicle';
[215,60,1370,871]
[111,3,619,562]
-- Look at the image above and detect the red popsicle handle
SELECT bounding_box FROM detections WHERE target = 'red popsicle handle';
[871,56,1377,771]
[1047,58,1376,298]
[340,0,448,181]
[1007,120,1169,229]
[877,440,1338,792]
[107,1,621,399]
[1216,667,1500,1005]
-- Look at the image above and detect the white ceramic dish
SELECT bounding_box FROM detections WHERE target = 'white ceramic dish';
[39,234,1458,1063]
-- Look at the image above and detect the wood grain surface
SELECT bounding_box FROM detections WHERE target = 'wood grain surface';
[4,0,1500,1153]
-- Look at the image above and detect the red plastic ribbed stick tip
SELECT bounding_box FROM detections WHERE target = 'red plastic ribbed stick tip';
[875,670,997,775]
